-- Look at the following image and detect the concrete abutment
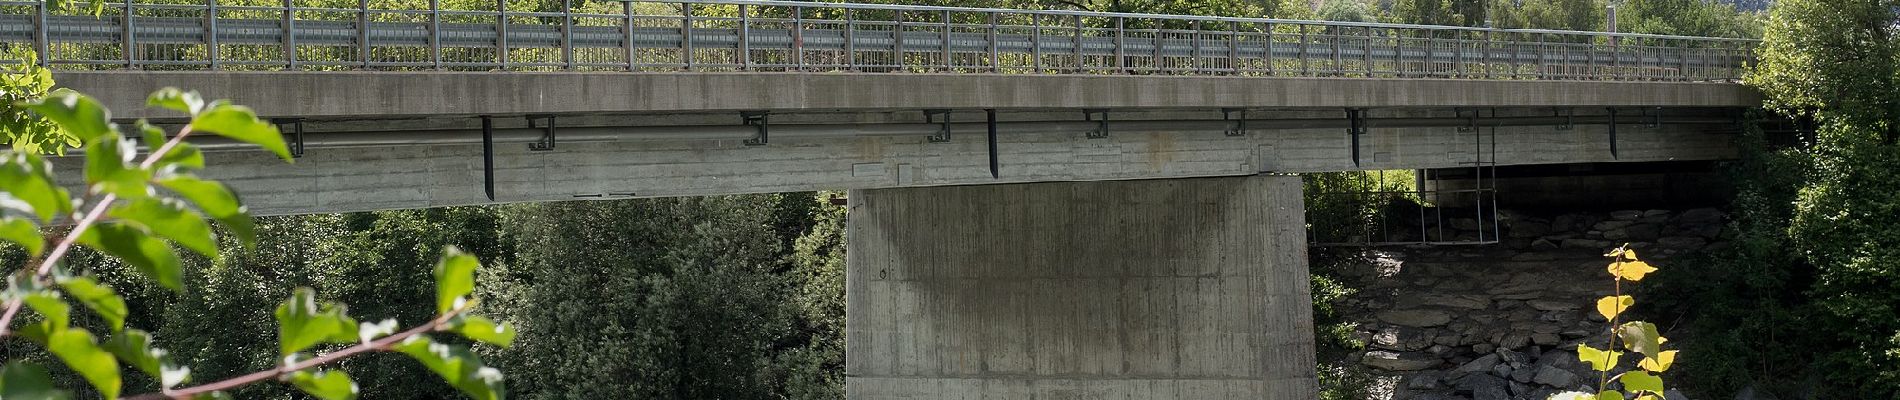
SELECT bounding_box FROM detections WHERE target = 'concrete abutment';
[844,175,1318,399]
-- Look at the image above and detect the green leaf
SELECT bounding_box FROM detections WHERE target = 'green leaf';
[56,276,126,332]
[188,104,292,162]
[83,133,151,199]
[0,217,42,256]
[289,370,358,400]
[1597,390,1624,400]
[145,88,206,116]
[109,198,217,258]
[137,120,202,171]
[0,152,73,222]
[25,89,114,142]
[1617,321,1665,360]
[274,287,359,357]
[1577,345,1624,372]
[156,175,252,248]
[101,329,189,389]
[1619,371,1665,394]
[20,291,68,332]
[391,336,505,400]
[76,222,182,291]
[433,248,479,315]
[445,316,515,348]
[0,362,72,400]
[42,328,120,400]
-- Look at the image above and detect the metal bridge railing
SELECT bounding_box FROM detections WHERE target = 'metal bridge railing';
[0,0,1756,81]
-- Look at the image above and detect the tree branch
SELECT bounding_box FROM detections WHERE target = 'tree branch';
[0,127,195,337]
[122,304,473,400]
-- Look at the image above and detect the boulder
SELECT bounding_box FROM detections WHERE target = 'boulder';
[1406,370,1445,390]
[1561,238,1612,249]
[1528,299,1580,312]
[1379,309,1454,327]
[1678,207,1724,223]
[1457,353,1502,374]
[1658,236,1708,249]
[1509,221,1551,238]
[1421,294,1492,310]
[1531,333,1562,346]
[1456,373,1511,400]
[1611,210,1643,220]
[1626,223,1663,241]
[1593,220,1636,231]
[1532,365,1579,387]
[1531,238,1559,250]
[1363,350,1440,371]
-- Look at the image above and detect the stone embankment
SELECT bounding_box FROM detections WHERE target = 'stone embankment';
[1335,208,1729,400]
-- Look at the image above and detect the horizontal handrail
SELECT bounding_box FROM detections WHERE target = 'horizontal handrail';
[0,0,1754,82]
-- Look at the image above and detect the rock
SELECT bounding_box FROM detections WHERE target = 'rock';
[1551,215,1577,231]
[1627,223,1663,241]
[1457,353,1502,374]
[1528,299,1580,311]
[1511,252,1557,261]
[1532,365,1579,387]
[1644,209,1672,218]
[1421,294,1491,309]
[1472,343,1495,354]
[1531,238,1559,250]
[1380,309,1454,327]
[1498,332,1531,350]
[1509,367,1534,383]
[1497,348,1530,364]
[1658,236,1708,249]
[1456,373,1511,400]
[1687,224,1723,239]
[1612,210,1643,220]
[1593,220,1636,231]
[1406,370,1445,390]
[1531,333,1561,346]
[1362,350,1441,371]
[1491,363,1512,377]
[1451,218,1482,230]
[1509,381,1533,397]
[1371,327,1436,351]
[1666,389,1691,400]
[1561,238,1611,249]
[1603,228,1630,240]
[1679,207,1724,223]
[1509,221,1551,238]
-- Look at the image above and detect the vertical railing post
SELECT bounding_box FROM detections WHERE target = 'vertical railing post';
[208,0,221,69]
[1226,20,1238,75]
[844,8,854,71]
[940,10,951,71]
[283,0,295,69]
[893,9,904,70]
[1361,26,1371,76]
[429,0,440,70]
[737,4,749,70]
[1398,28,1409,77]
[634,0,649,71]
[1112,16,1124,74]
[1070,14,1081,73]
[562,0,573,70]
[1299,24,1308,76]
[122,0,135,68]
[1189,20,1201,74]
[496,0,507,67]
[1030,13,1041,73]
[986,11,997,73]
[792,6,803,71]
[33,1,47,66]
[681,3,692,70]
[356,0,367,68]
[1535,33,1546,79]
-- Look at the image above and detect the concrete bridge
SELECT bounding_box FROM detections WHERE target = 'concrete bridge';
[8,0,1759,397]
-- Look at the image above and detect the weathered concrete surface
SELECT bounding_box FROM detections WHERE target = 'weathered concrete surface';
[56,71,1762,120]
[844,175,1316,399]
[46,117,1734,215]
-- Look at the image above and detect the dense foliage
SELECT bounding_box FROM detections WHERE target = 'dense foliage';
[1639,0,1900,398]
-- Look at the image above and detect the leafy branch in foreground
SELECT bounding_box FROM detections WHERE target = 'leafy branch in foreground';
[0,88,511,399]
[1548,245,1677,400]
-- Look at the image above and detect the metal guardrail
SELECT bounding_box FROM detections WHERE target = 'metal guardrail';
[0,0,1755,81]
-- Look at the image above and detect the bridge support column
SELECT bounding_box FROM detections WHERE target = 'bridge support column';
[845,175,1317,399]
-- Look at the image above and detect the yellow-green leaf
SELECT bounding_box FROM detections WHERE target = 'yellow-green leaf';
[1577,345,1624,372]
[274,287,359,357]
[1608,260,1659,281]
[101,329,189,388]
[1618,321,1665,359]
[1639,350,1679,372]
[391,336,504,400]
[446,316,515,348]
[1619,371,1664,394]
[1598,390,1624,400]
[156,175,252,248]
[25,89,113,142]
[83,133,150,199]
[145,88,206,116]
[1596,295,1634,321]
[0,152,73,222]
[42,328,120,400]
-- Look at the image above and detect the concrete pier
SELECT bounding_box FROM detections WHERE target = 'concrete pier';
[844,175,1317,399]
